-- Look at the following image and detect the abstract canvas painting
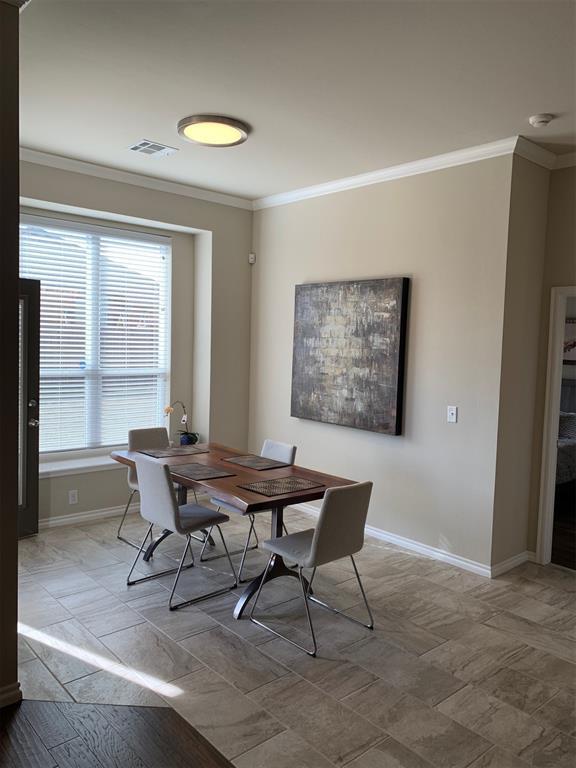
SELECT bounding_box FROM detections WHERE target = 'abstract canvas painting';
[291,277,409,435]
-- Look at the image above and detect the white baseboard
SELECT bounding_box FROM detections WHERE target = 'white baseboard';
[39,503,140,530]
[291,503,535,579]
[490,550,537,578]
[0,682,22,709]
[38,490,212,530]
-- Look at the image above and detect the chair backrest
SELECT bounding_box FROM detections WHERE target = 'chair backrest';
[127,427,170,487]
[261,439,297,465]
[305,482,373,568]
[133,454,179,532]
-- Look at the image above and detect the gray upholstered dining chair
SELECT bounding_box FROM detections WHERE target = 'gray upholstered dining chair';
[201,439,297,581]
[126,454,237,610]
[250,481,374,656]
[117,427,171,548]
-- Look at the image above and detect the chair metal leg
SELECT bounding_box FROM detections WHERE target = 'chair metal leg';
[249,556,318,656]
[169,526,237,611]
[117,490,146,549]
[126,525,195,586]
[199,513,258,574]
[237,515,258,583]
[306,555,374,630]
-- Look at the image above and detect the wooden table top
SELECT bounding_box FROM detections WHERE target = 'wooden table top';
[111,442,355,514]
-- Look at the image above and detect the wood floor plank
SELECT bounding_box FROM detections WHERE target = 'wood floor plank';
[136,705,235,768]
[0,704,57,768]
[50,737,106,768]
[97,704,193,768]
[55,702,147,768]
[19,699,78,749]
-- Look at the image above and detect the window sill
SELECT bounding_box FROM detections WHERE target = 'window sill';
[39,451,125,479]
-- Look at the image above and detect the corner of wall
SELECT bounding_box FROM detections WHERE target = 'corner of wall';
[491,155,551,565]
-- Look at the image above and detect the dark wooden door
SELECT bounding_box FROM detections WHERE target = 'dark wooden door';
[18,278,40,538]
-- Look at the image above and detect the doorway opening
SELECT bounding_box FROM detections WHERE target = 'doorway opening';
[538,286,576,569]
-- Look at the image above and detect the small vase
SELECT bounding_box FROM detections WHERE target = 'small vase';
[180,433,198,446]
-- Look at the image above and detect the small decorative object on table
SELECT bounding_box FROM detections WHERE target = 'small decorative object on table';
[164,400,200,446]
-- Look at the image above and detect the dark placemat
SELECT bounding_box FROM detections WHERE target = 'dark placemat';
[223,455,290,470]
[170,463,235,482]
[139,446,209,458]
[238,476,324,497]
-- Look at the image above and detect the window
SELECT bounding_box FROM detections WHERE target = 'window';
[20,215,171,453]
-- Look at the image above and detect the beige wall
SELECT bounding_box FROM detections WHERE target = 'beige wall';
[250,157,514,567]
[527,167,576,551]
[491,156,550,565]
[21,162,252,522]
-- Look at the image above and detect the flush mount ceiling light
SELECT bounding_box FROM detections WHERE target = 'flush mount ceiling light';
[177,115,250,147]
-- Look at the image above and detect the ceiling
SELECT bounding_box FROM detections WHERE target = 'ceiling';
[20,1,576,200]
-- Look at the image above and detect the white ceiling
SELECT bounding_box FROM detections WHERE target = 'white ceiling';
[20,1,576,200]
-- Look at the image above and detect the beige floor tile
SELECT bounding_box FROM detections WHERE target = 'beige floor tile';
[17,635,36,663]
[346,737,435,768]
[467,746,531,768]
[436,685,560,762]
[421,640,517,684]
[485,612,576,664]
[18,658,73,702]
[249,673,383,765]
[477,667,558,714]
[343,635,464,705]
[168,667,285,759]
[261,640,379,700]
[87,561,169,601]
[16,521,576,768]
[371,612,446,656]
[18,584,73,629]
[233,729,335,768]
[380,577,498,623]
[18,537,76,573]
[409,604,481,641]
[65,669,169,707]
[59,586,146,637]
[23,618,121,684]
[344,679,490,768]
[136,601,218,641]
[506,646,576,692]
[533,689,576,736]
[54,535,125,571]
[99,622,203,682]
[27,566,101,599]
[180,625,289,693]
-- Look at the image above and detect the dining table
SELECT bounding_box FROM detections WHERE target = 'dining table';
[111,442,354,619]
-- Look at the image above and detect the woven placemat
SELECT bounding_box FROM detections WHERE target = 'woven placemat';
[223,455,289,470]
[170,463,235,482]
[238,476,324,497]
[139,446,209,458]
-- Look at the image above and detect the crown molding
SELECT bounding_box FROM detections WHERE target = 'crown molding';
[21,137,573,216]
[555,151,576,170]
[253,137,520,210]
[19,148,253,211]
[514,136,557,170]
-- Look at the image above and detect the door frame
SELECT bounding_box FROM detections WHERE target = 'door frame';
[537,285,576,564]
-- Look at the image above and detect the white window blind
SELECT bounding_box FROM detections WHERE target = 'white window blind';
[20,215,171,453]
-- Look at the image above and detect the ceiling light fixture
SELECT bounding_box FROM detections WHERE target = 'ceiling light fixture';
[177,115,250,147]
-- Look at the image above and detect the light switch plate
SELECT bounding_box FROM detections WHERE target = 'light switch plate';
[447,406,458,423]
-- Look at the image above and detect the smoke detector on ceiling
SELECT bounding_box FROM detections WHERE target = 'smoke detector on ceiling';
[528,114,555,128]
[128,140,179,158]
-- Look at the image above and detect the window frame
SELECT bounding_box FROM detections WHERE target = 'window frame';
[20,212,172,457]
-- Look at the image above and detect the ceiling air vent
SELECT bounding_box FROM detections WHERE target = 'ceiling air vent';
[128,140,178,158]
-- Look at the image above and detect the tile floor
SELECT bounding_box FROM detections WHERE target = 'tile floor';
[17,505,576,767]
